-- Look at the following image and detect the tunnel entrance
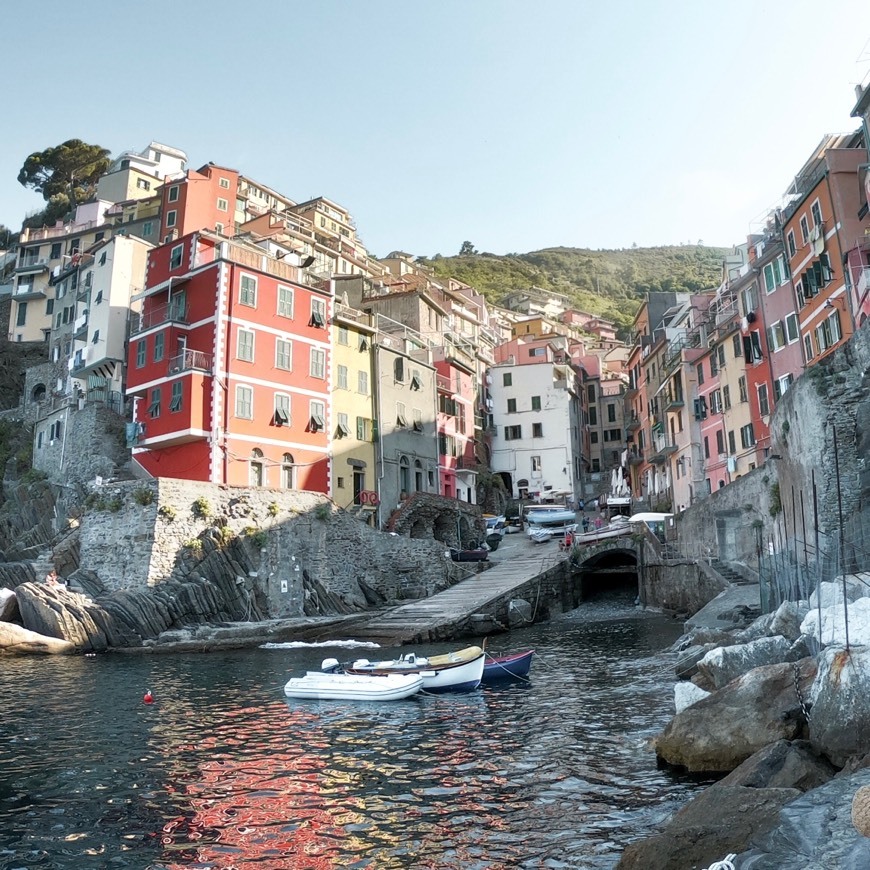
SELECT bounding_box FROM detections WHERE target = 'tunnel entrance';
[572,547,639,603]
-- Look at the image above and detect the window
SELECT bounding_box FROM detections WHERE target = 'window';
[46,299,54,315]
[758,383,770,417]
[710,351,719,376]
[154,332,165,362]
[586,384,596,403]
[142,221,153,237]
[310,297,326,327]
[240,274,257,307]
[785,313,799,344]
[338,326,349,345]
[503,372,512,386]
[740,423,755,449]
[15,302,26,327]
[91,329,100,345]
[337,365,348,389]
[237,328,255,362]
[532,422,543,438]
[507,397,517,413]
[282,453,295,489]
[811,199,823,228]
[590,431,599,444]
[722,384,731,410]
[355,416,369,440]
[396,402,407,427]
[693,396,707,420]
[217,198,228,212]
[277,285,294,318]
[170,381,183,412]
[275,338,292,370]
[607,428,621,441]
[531,456,542,472]
[358,334,369,352]
[136,340,146,368]
[95,291,103,304]
[235,385,253,418]
[738,376,747,403]
[741,283,759,314]
[800,215,809,245]
[710,390,722,414]
[787,230,796,258]
[310,401,326,431]
[167,186,179,202]
[137,177,151,191]
[774,374,794,400]
[728,430,736,454]
[716,429,725,455]
[410,371,422,390]
[166,210,177,228]
[704,436,710,459]
[412,408,423,431]
[274,393,290,426]
[587,406,597,426]
[219,177,230,189]
[804,334,815,362]
[767,321,786,353]
[310,347,326,378]
[249,449,264,487]
[504,425,522,440]
[148,387,162,418]
[336,412,350,436]
[50,242,62,260]
[696,362,704,385]
[607,403,616,423]
[357,370,368,394]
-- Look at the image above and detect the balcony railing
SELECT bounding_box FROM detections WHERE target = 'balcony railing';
[627,448,645,465]
[664,393,685,411]
[133,302,189,334]
[168,349,213,374]
[857,267,870,300]
[16,258,50,273]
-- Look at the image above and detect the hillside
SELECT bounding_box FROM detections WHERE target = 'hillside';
[420,245,728,332]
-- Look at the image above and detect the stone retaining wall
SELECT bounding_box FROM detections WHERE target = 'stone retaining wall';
[77,478,464,618]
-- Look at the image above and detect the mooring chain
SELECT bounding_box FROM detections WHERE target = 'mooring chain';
[793,661,811,724]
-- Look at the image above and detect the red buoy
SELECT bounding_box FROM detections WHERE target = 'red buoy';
[143,690,154,704]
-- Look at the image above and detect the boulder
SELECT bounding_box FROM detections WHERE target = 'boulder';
[718,739,837,792]
[616,785,800,870]
[735,768,870,868]
[654,658,816,773]
[697,635,792,690]
[809,645,870,767]
[769,600,811,643]
[801,597,870,647]
[674,681,710,713]
[809,577,869,609]
[0,586,19,622]
[0,621,75,655]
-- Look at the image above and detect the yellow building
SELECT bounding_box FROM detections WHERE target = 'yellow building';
[330,303,377,514]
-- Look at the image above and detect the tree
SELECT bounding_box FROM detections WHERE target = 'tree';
[458,240,477,256]
[0,225,17,249]
[18,139,111,223]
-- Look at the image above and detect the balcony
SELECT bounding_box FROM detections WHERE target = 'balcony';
[15,257,50,275]
[857,267,870,300]
[648,441,678,465]
[133,302,189,334]
[664,393,685,412]
[74,313,88,339]
[13,283,45,300]
[168,348,213,374]
[626,413,642,431]
[627,448,645,466]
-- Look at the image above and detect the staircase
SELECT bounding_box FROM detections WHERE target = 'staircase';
[710,559,751,586]
[28,550,55,584]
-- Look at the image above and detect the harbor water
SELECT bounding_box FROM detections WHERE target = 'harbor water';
[0,593,714,869]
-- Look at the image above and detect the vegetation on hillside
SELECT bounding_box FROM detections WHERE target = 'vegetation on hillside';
[421,244,728,332]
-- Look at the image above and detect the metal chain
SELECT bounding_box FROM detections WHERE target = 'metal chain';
[793,661,811,724]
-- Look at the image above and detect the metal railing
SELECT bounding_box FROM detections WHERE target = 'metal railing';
[168,349,213,373]
[133,302,189,333]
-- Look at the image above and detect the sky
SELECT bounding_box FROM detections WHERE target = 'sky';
[2,1,870,258]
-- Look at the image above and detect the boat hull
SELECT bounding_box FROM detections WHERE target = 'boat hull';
[284,671,424,702]
[482,650,534,683]
[344,645,485,693]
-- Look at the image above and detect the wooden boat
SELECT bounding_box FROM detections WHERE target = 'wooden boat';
[284,670,424,701]
[450,547,489,562]
[482,649,534,683]
[338,645,486,693]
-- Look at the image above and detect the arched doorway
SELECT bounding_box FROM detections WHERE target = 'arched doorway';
[250,449,264,486]
[31,383,46,403]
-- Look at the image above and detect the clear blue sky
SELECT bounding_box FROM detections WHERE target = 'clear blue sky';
[2,1,869,257]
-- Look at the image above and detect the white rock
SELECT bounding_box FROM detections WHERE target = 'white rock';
[801,597,870,647]
[674,681,711,713]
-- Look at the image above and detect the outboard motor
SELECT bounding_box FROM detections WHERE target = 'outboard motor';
[321,658,341,673]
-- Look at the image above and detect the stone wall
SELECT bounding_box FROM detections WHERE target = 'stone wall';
[77,478,465,618]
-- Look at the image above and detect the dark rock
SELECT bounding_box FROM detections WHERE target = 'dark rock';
[616,785,800,870]
[719,739,838,792]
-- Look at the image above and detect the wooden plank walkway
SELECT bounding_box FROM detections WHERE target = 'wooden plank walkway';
[337,533,568,646]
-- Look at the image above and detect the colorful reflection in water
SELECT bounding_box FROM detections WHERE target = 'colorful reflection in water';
[0,600,712,869]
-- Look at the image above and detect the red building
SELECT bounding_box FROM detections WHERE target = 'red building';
[434,351,476,500]
[126,230,332,489]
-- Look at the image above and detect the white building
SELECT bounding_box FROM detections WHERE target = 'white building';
[489,354,584,503]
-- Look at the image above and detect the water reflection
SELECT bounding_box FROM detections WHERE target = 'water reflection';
[0,600,711,869]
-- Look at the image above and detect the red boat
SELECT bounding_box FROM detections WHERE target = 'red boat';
[482,649,534,683]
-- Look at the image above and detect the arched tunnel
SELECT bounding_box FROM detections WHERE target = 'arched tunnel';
[571,546,639,603]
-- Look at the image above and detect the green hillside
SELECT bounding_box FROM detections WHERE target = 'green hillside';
[420,245,728,333]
